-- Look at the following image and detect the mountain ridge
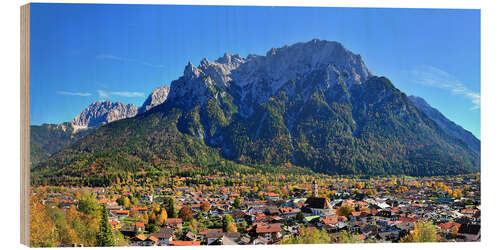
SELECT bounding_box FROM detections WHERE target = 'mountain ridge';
[31,39,480,185]
[408,95,480,152]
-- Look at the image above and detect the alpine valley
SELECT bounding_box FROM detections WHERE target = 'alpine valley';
[31,39,480,185]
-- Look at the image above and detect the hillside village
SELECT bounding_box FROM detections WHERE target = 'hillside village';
[31,173,480,246]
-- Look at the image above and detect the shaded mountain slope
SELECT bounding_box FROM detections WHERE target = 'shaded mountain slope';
[31,39,480,185]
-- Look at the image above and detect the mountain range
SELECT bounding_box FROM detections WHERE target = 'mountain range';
[30,39,480,185]
[30,86,169,165]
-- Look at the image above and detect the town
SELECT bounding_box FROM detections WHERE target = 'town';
[30,173,481,246]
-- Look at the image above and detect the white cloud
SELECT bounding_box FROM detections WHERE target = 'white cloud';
[97,90,110,98]
[96,54,165,68]
[57,91,92,97]
[98,90,144,98]
[409,65,480,110]
[110,91,145,98]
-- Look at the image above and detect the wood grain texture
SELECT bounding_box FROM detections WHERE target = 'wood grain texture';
[20,3,30,246]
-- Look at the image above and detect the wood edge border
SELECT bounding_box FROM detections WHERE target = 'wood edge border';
[20,3,30,247]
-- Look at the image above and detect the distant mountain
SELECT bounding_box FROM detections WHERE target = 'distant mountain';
[30,122,94,166]
[408,95,480,153]
[138,85,170,114]
[32,39,480,185]
[71,100,138,130]
[30,87,171,166]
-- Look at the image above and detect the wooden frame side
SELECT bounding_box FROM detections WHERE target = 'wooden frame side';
[20,3,30,247]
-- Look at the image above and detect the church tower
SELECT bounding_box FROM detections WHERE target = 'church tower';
[312,179,318,198]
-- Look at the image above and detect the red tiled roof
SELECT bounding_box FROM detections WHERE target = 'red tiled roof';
[147,236,158,242]
[256,223,281,233]
[254,212,266,217]
[263,192,279,197]
[109,220,120,228]
[399,217,418,223]
[166,218,182,224]
[461,208,475,214]
[252,222,266,227]
[320,216,338,224]
[356,201,368,206]
[199,229,222,235]
[60,200,78,204]
[338,216,348,222]
[134,222,145,228]
[280,207,298,214]
[438,222,461,230]
[132,234,147,241]
[131,205,148,211]
[169,241,201,246]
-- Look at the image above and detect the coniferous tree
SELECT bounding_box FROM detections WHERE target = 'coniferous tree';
[295,211,305,222]
[234,198,241,209]
[97,205,115,246]
[166,197,178,218]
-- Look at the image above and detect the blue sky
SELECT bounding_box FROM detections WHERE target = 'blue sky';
[30,4,480,138]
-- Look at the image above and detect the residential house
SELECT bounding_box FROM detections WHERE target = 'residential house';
[206,231,240,245]
[231,210,247,223]
[110,210,129,219]
[151,227,174,246]
[255,223,282,243]
[165,218,183,230]
[263,192,280,201]
[458,224,480,241]
[130,234,158,246]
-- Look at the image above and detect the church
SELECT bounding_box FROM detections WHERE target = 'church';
[302,180,334,216]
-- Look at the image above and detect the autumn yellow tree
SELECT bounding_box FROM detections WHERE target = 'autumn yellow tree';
[30,194,57,247]
[280,228,331,244]
[138,213,149,224]
[335,230,363,243]
[155,208,168,226]
[401,221,438,242]
[336,205,354,217]
[226,223,238,233]
[187,219,198,233]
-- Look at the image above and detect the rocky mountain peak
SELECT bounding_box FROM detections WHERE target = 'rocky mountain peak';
[215,52,244,65]
[167,39,375,116]
[71,100,138,130]
[183,61,201,79]
[253,39,372,86]
[138,85,170,114]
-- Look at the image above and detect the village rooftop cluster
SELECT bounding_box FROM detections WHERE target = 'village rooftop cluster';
[33,173,480,246]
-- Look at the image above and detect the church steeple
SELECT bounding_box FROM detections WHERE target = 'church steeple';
[312,179,318,198]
